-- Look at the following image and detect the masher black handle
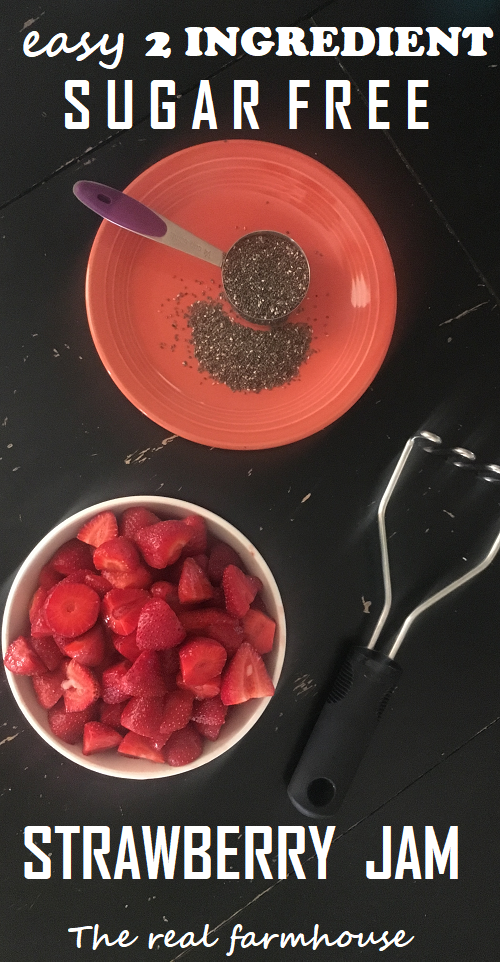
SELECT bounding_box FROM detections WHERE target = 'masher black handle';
[287,647,402,818]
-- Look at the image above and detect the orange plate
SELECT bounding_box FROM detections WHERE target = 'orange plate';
[85,140,396,450]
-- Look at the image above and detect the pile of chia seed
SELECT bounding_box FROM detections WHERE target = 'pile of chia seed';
[222,231,309,324]
[186,299,312,393]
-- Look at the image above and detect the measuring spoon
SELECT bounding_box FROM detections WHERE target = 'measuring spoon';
[73,180,309,325]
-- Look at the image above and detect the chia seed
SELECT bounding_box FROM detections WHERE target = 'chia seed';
[186,300,312,393]
[222,231,309,324]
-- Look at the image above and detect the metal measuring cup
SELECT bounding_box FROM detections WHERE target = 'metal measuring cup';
[73,181,310,325]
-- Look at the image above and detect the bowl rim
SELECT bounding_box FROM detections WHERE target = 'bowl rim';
[2,495,286,779]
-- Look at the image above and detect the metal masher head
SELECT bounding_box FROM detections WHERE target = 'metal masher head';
[367,430,500,660]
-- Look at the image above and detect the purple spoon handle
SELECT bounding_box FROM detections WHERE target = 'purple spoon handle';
[73,180,225,268]
[73,180,167,238]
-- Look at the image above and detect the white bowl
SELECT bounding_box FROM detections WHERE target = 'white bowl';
[2,496,286,778]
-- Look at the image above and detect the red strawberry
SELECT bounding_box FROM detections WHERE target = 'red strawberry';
[178,557,213,605]
[121,651,168,697]
[62,623,106,666]
[134,520,192,568]
[61,659,100,712]
[194,721,223,741]
[191,695,227,728]
[118,731,165,763]
[163,722,203,766]
[100,565,152,590]
[178,608,244,655]
[178,637,227,687]
[38,564,63,589]
[48,699,98,744]
[150,581,179,608]
[208,542,243,584]
[135,598,186,651]
[30,634,63,671]
[120,695,164,737]
[112,631,141,662]
[3,636,47,675]
[220,643,274,705]
[99,700,127,731]
[119,507,159,540]
[176,673,222,699]
[60,568,94,585]
[101,587,149,635]
[51,539,94,575]
[30,606,53,637]
[83,571,113,597]
[29,586,48,619]
[77,510,118,547]
[82,721,123,755]
[182,514,208,554]
[101,660,131,704]
[242,608,276,654]
[44,581,100,638]
[159,689,194,736]
[93,536,140,573]
[222,565,260,618]
[32,663,68,709]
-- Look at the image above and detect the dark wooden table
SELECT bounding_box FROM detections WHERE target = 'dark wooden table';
[1,2,499,958]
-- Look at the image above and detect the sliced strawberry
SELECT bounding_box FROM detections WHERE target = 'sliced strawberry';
[176,673,222,699]
[150,581,179,608]
[83,571,113,597]
[119,507,159,540]
[61,567,94,585]
[159,689,194,736]
[99,700,127,731]
[101,565,152,590]
[62,623,105,666]
[30,634,63,671]
[120,695,164,737]
[178,557,213,605]
[38,564,63,589]
[220,642,274,705]
[134,520,192,568]
[191,695,227,728]
[101,660,132,704]
[61,659,100,712]
[44,581,100,638]
[163,722,203,766]
[112,631,141,662]
[48,699,98,744]
[51,538,94,575]
[135,598,186,651]
[160,646,180,675]
[178,608,244,655]
[83,721,123,755]
[77,510,118,547]
[121,651,167,697]
[29,585,48,620]
[242,608,276,654]
[182,514,208,554]
[222,565,260,618]
[118,731,165,763]
[93,536,141,573]
[32,662,68,709]
[208,541,243,584]
[3,635,47,675]
[194,721,223,741]
[101,587,149,635]
[178,637,227,687]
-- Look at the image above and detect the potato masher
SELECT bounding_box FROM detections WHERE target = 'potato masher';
[288,430,500,818]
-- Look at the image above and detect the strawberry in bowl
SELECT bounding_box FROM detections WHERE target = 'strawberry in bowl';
[2,497,285,778]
